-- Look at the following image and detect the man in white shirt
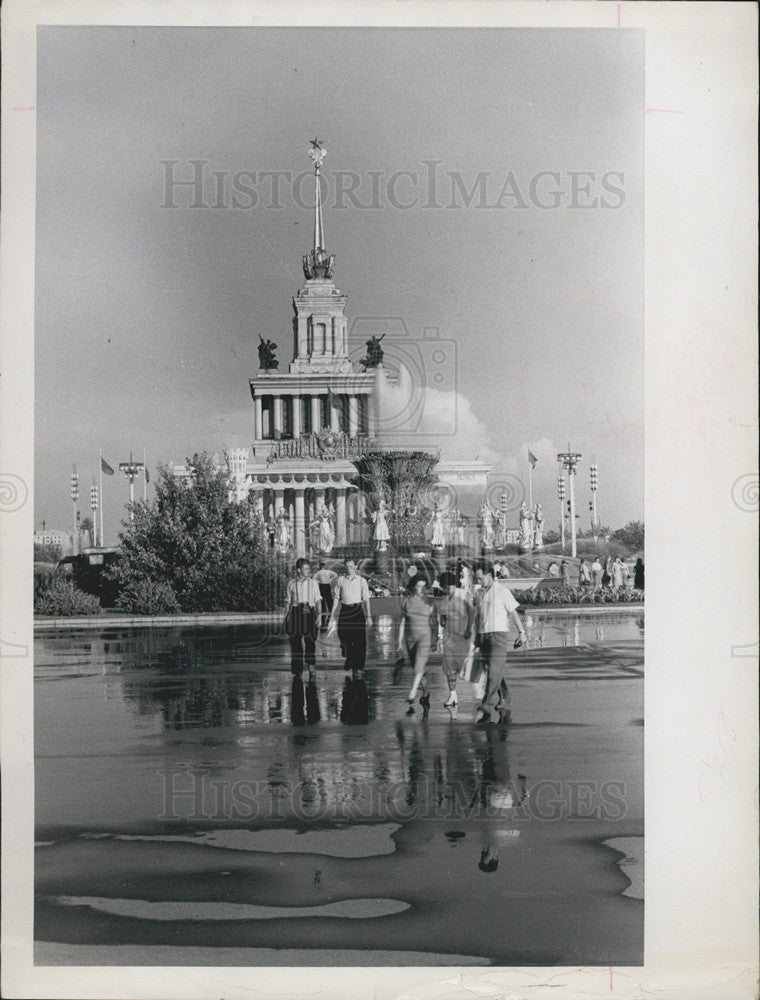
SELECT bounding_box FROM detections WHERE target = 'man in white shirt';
[285,558,321,680]
[329,558,373,677]
[474,560,526,723]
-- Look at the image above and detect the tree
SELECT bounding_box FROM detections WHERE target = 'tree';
[352,451,440,548]
[109,453,286,612]
[610,520,645,552]
[34,543,62,564]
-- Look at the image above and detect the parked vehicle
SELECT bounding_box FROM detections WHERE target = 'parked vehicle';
[55,547,121,607]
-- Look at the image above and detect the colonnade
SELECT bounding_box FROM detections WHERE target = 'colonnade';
[253,393,369,441]
[251,484,367,557]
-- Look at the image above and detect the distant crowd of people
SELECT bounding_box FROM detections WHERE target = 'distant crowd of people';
[544,555,644,591]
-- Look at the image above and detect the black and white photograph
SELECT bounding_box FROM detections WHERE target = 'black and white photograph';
[0,3,757,999]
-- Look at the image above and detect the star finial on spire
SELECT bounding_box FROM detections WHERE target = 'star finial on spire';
[308,136,327,171]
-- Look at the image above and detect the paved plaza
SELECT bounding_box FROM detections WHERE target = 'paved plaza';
[35,609,643,966]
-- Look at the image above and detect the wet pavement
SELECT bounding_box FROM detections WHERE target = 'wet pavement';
[35,609,644,966]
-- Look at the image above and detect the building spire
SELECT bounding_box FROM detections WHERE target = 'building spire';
[303,138,335,280]
[309,137,326,252]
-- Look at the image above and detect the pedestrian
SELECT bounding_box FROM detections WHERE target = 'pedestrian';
[459,560,474,595]
[602,557,612,589]
[548,561,560,577]
[473,560,526,724]
[314,561,337,630]
[328,558,373,678]
[611,556,628,589]
[284,558,321,682]
[398,575,437,715]
[438,570,475,712]
[634,557,645,590]
[591,556,603,589]
[560,560,568,585]
[579,558,592,587]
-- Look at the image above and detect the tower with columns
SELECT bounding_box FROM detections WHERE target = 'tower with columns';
[244,139,385,558]
[172,139,492,558]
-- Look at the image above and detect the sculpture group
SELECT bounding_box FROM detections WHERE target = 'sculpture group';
[478,498,544,552]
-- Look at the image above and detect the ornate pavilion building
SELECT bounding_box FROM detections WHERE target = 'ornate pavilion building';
[185,140,490,559]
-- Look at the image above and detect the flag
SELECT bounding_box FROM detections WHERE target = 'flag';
[101,458,115,476]
[144,466,150,484]
[528,451,538,468]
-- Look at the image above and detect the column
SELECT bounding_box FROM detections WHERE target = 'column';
[294,489,306,558]
[313,487,325,515]
[252,491,265,518]
[292,395,302,439]
[311,395,321,433]
[348,396,359,437]
[273,488,285,516]
[297,318,308,359]
[254,397,263,439]
[330,395,341,433]
[335,488,347,547]
[273,396,283,439]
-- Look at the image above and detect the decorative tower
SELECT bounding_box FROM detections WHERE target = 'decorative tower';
[290,138,352,375]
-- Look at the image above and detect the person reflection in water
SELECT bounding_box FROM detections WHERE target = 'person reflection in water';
[340,673,368,725]
[291,674,321,727]
[477,730,528,874]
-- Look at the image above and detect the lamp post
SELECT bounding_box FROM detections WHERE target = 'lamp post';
[557,448,582,558]
[70,465,80,554]
[557,476,566,553]
[500,491,509,549]
[589,463,598,539]
[119,453,145,521]
[90,482,99,547]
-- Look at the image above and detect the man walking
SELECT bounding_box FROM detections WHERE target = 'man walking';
[328,558,373,677]
[473,560,526,724]
[284,558,321,681]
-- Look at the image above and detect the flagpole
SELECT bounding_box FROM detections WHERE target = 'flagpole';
[99,449,105,547]
[528,461,533,509]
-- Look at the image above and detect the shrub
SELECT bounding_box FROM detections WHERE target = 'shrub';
[513,586,643,607]
[34,543,62,563]
[35,578,101,616]
[34,565,56,604]
[115,579,181,615]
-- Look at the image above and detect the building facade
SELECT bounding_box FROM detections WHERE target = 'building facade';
[174,140,491,558]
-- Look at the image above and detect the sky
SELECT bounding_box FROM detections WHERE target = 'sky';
[35,26,644,540]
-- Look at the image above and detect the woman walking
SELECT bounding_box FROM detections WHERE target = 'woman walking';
[438,570,475,713]
[397,576,437,715]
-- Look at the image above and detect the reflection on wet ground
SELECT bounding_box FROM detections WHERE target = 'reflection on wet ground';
[35,612,643,966]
